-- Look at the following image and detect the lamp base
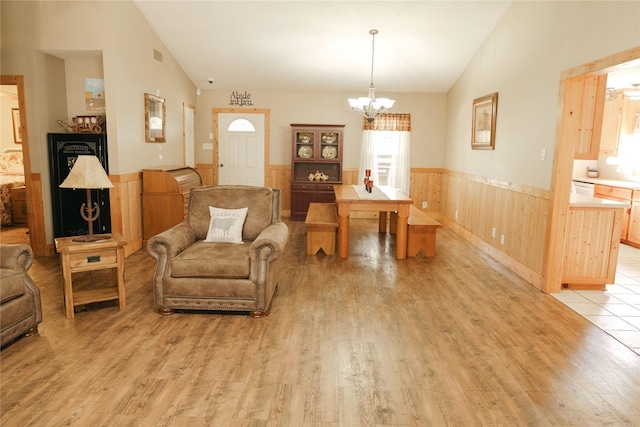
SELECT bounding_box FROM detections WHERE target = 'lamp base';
[72,234,111,243]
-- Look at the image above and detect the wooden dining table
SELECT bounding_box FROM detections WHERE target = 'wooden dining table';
[333,185,413,259]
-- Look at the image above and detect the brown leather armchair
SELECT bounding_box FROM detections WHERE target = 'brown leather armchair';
[147,185,289,318]
[1,244,42,347]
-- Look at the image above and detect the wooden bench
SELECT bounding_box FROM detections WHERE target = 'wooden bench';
[390,205,442,257]
[305,203,338,255]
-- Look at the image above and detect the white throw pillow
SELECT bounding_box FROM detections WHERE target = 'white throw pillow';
[204,206,248,244]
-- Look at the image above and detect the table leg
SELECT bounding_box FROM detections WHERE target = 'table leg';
[337,205,350,259]
[60,253,74,319]
[395,205,409,259]
[379,211,388,233]
[116,247,126,310]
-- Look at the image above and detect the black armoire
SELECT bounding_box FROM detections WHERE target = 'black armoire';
[48,133,112,238]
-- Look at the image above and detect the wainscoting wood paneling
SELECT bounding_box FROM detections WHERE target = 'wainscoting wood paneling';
[109,172,143,257]
[342,168,359,185]
[196,163,215,187]
[266,165,291,217]
[563,207,620,286]
[410,168,443,219]
[440,170,549,289]
[26,173,52,255]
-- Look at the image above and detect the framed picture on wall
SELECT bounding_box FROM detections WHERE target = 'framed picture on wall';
[471,92,497,150]
[11,108,22,144]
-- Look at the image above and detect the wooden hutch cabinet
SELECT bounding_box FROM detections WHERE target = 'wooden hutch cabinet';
[290,124,344,221]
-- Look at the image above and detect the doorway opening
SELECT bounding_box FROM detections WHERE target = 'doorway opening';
[0,76,42,254]
[544,47,640,293]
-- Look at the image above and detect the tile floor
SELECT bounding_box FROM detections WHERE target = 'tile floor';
[551,243,640,356]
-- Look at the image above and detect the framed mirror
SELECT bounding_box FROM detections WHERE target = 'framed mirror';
[145,93,166,142]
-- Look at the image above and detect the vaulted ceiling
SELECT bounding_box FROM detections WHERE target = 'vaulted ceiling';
[133,1,514,93]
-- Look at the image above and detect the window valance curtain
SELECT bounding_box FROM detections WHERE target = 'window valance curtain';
[362,113,412,131]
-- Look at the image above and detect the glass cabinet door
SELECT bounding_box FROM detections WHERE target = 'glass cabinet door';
[319,131,339,160]
[295,131,315,159]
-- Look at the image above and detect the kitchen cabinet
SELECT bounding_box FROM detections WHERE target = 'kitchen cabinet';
[593,183,640,247]
[628,190,640,247]
[569,75,607,160]
[290,124,344,221]
[599,91,640,156]
[563,195,628,290]
[594,184,631,240]
[599,91,624,156]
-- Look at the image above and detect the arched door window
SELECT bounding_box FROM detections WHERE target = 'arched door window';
[228,118,255,132]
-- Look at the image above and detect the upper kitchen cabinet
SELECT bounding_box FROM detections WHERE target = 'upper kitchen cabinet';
[600,90,640,156]
[567,74,607,160]
[599,90,624,156]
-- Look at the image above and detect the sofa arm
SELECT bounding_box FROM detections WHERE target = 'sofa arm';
[146,222,197,260]
[0,244,33,272]
[250,221,289,262]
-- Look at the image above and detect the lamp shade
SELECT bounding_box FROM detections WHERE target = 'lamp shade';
[59,155,113,189]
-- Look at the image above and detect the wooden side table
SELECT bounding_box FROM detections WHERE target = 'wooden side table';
[54,233,126,319]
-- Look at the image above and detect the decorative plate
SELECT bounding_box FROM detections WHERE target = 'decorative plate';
[298,145,313,158]
[299,135,311,143]
[322,133,336,144]
[322,146,337,159]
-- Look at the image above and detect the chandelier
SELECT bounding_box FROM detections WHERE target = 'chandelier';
[348,29,395,122]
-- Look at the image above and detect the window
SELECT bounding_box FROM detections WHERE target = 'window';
[358,114,411,195]
[372,131,396,186]
[227,118,255,132]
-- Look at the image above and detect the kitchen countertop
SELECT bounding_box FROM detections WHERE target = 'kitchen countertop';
[570,193,631,208]
[572,177,640,190]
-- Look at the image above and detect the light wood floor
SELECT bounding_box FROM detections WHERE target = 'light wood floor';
[2,219,640,426]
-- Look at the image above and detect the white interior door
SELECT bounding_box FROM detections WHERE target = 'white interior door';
[183,103,195,167]
[218,113,265,186]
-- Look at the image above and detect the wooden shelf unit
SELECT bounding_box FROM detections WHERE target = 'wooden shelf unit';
[290,124,344,221]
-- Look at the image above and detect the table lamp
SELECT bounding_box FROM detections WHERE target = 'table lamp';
[59,155,114,242]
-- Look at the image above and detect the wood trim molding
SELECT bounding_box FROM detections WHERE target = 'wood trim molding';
[442,169,550,199]
[560,46,640,80]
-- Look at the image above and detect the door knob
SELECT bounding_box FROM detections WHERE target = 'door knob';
[220,164,224,167]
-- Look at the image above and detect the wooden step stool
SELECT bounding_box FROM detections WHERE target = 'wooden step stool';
[305,203,338,255]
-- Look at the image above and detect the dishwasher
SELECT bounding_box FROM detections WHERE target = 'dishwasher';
[572,180,595,196]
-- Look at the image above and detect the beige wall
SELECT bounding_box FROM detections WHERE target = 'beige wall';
[1,0,197,244]
[445,1,640,190]
[194,90,447,170]
[107,1,197,174]
[64,57,105,119]
[1,0,197,175]
[438,1,640,288]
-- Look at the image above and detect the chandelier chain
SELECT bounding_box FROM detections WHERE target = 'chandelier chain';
[370,29,376,86]
[348,28,394,122]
